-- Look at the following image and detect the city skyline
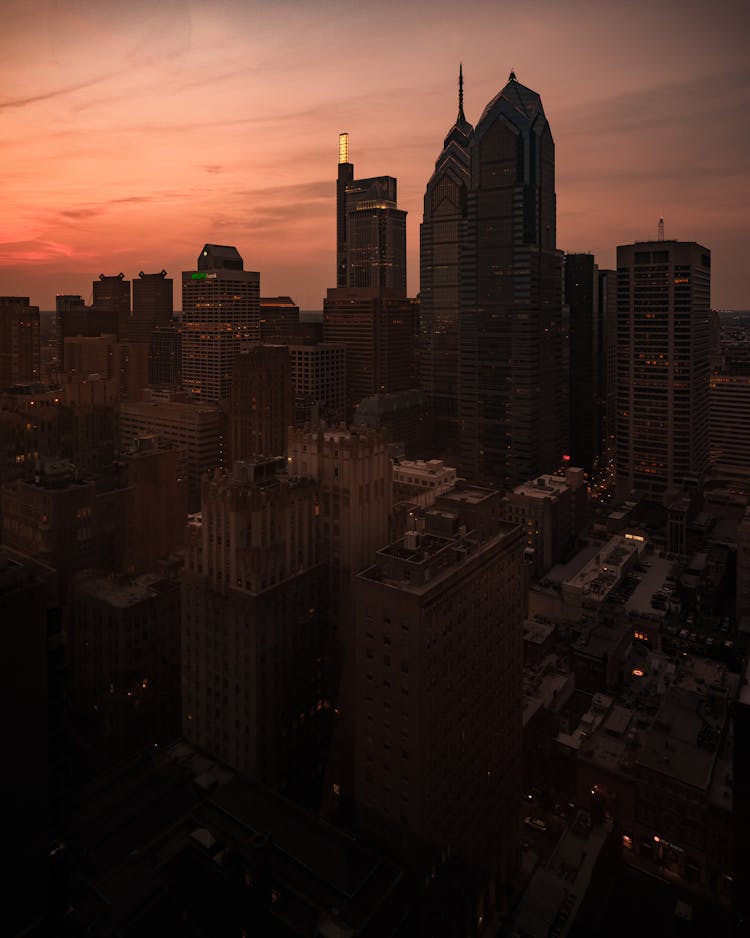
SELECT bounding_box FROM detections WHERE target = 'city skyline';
[2,0,749,309]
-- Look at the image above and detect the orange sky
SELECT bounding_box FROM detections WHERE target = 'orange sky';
[2,0,749,310]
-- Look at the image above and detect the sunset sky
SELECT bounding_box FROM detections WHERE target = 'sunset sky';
[2,0,749,310]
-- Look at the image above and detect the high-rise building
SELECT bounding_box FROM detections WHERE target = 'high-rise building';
[336,134,407,293]
[709,374,750,478]
[120,269,173,344]
[182,459,328,805]
[323,287,418,413]
[615,240,710,501]
[353,486,524,915]
[55,293,117,372]
[420,67,473,463]
[0,296,41,388]
[181,244,260,401]
[228,345,292,463]
[288,343,346,427]
[149,324,182,387]
[565,254,601,471]
[92,272,131,336]
[451,72,567,489]
[259,296,300,343]
[598,268,618,465]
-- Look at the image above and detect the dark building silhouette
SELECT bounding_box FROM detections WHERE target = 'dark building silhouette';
[420,66,473,463]
[259,295,300,343]
[55,293,117,372]
[288,342,346,426]
[453,71,567,489]
[182,244,260,401]
[0,296,41,388]
[354,487,524,917]
[1,547,57,935]
[615,240,710,501]
[565,253,601,472]
[119,269,173,344]
[149,323,182,387]
[336,133,407,293]
[598,267,618,465]
[92,272,131,336]
[228,344,292,463]
[182,459,328,806]
[324,287,418,414]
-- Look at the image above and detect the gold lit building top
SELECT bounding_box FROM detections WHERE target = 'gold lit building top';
[339,132,349,164]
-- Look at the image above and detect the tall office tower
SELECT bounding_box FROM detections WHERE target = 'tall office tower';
[420,66,473,462]
[288,343,346,426]
[120,269,173,343]
[457,72,567,489]
[353,486,524,920]
[323,287,418,413]
[336,133,407,293]
[92,272,131,336]
[228,345,292,463]
[0,296,41,388]
[182,459,328,805]
[598,268,618,465]
[565,254,601,472]
[55,294,86,370]
[259,296,300,343]
[182,244,260,401]
[615,240,710,501]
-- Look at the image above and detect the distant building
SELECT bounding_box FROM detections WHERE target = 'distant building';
[288,343,346,427]
[149,323,181,387]
[92,272,131,323]
[182,244,260,401]
[419,66,472,464]
[259,296,300,343]
[228,345,292,463]
[598,268,618,464]
[738,507,750,628]
[336,133,407,292]
[354,488,524,916]
[323,287,418,412]
[565,254,601,472]
[0,296,41,388]
[616,240,710,501]
[55,293,117,371]
[117,269,174,345]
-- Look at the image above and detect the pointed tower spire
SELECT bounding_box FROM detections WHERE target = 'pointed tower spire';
[458,63,465,122]
[509,68,517,82]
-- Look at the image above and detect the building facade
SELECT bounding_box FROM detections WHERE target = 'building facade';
[181,244,260,401]
[228,345,292,463]
[420,67,473,463]
[615,240,710,501]
[0,296,41,388]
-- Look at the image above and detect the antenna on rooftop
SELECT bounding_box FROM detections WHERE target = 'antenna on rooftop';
[657,217,664,241]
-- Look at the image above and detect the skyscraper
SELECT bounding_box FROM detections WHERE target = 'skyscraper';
[181,244,260,401]
[121,269,173,343]
[450,71,567,489]
[336,134,407,293]
[615,240,710,501]
[228,344,292,463]
[420,66,473,463]
[92,272,131,336]
[565,253,600,472]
